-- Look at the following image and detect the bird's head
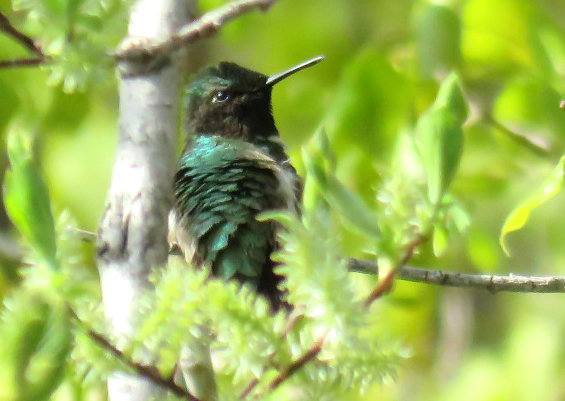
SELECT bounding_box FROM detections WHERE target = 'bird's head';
[183,56,324,140]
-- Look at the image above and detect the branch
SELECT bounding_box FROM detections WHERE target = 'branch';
[349,260,565,293]
[364,235,424,306]
[114,0,278,61]
[484,115,552,158]
[0,57,45,68]
[0,10,43,55]
[238,313,306,399]
[69,309,201,401]
[0,10,46,69]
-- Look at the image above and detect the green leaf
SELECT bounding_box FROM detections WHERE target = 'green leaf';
[303,139,380,238]
[500,156,565,255]
[434,72,468,123]
[4,133,57,269]
[416,72,466,205]
[415,4,462,78]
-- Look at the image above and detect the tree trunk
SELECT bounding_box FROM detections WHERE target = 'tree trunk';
[97,1,195,400]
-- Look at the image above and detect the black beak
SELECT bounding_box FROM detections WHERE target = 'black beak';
[264,55,325,87]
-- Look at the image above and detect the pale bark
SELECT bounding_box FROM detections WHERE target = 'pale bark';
[97,1,195,400]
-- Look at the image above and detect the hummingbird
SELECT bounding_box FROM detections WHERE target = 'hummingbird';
[169,56,324,310]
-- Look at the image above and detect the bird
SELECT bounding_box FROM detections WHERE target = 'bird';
[169,56,324,310]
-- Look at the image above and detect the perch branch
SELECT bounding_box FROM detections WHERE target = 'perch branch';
[349,260,565,293]
[114,0,278,60]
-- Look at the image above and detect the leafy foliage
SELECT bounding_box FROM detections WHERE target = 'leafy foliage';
[2,0,565,400]
[11,0,129,91]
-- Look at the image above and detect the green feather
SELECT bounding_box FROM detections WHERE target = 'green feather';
[174,135,289,283]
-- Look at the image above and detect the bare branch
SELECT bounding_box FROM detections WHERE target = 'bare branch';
[114,0,278,61]
[400,266,565,293]
[349,259,565,293]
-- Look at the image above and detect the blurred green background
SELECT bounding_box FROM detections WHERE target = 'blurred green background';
[2,0,565,399]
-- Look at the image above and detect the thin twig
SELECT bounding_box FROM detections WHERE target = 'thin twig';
[238,313,306,399]
[279,313,305,337]
[68,308,202,401]
[239,378,259,399]
[114,0,278,60]
[0,57,45,68]
[484,115,552,158]
[0,10,46,69]
[65,225,97,242]
[0,10,43,55]
[364,235,425,306]
[267,333,327,392]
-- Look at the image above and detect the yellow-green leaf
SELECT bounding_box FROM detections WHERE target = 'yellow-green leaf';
[416,72,466,205]
[500,156,565,255]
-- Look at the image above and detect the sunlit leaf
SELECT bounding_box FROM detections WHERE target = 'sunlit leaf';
[416,72,466,205]
[303,136,380,238]
[500,156,565,255]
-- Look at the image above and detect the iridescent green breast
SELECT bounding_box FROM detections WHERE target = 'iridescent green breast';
[171,135,299,304]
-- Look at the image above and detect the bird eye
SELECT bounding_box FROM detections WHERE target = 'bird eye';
[213,91,231,103]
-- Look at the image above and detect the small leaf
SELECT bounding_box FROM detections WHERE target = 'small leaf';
[4,132,57,269]
[433,72,468,122]
[416,72,466,205]
[303,144,380,238]
[500,156,565,256]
